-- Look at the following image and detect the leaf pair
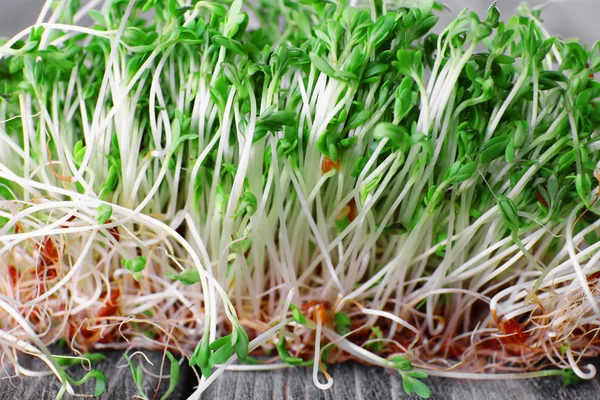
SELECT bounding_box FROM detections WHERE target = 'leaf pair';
[402,371,431,399]
[334,312,351,335]
[316,128,357,162]
[96,204,113,224]
[373,123,411,154]
[276,335,313,366]
[165,268,201,285]
[122,256,146,282]
[190,326,250,378]
[66,369,107,397]
[389,355,430,398]
[445,160,477,184]
[124,352,180,400]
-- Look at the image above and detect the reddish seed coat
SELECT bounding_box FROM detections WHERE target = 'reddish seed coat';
[37,265,57,280]
[40,237,59,264]
[98,288,120,318]
[60,215,76,229]
[9,266,19,286]
[97,305,118,318]
[501,319,530,344]
[315,304,327,324]
[29,309,41,325]
[302,301,330,324]
[347,199,357,222]
[302,300,330,312]
[321,158,340,174]
[336,200,357,222]
[588,271,600,289]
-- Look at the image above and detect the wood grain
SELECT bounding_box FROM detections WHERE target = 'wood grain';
[2,351,600,399]
[0,350,193,400]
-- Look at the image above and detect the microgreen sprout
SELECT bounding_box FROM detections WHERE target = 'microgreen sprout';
[0,0,599,399]
[124,353,149,400]
[96,203,113,224]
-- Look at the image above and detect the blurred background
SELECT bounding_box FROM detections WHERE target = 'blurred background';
[0,1,598,44]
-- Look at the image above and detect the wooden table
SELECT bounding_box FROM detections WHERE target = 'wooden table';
[1,350,599,399]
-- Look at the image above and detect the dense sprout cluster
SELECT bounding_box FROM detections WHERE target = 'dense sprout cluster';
[0,0,599,398]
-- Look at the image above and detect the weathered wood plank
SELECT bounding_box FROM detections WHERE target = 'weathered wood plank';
[354,362,393,400]
[203,363,600,400]
[0,350,194,400]
[3,352,600,399]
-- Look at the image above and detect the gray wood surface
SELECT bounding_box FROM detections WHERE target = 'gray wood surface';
[0,350,192,400]
[2,350,600,399]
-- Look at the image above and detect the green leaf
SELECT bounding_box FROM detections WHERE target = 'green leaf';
[485,3,500,27]
[394,50,414,75]
[199,362,213,378]
[190,336,211,368]
[558,149,576,172]
[505,139,515,163]
[370,13,396,48]
[408,370,429,379]
[343,45,366,74]
[576,90,590,111]
[381,222,407,235]
[480,136,510,163]
[347,109,371,130]
[290,304,307,325]
[232,326,249,362]
[513,121,528,148]
[56,353,105,367]
[212,35,244,55]
[209,335,232,351]
[360,174,381,203]
[123,27,147,46]
[160,352,180,400]
[498,195,519,227]
[389,355,412,370]
[449,161,477,183]
[309,52,336,77]
[224,0,243,37]
[365,326,384,352]
[96,203,113,224]
[212,342,234,364]
[276,335,312,366]
[540,70,568,83]
[84,353,106,364]
[373,123,410,152]
[339,136,357,150]
[402,374,413,395]
[364,63,388,79]
[100,164,119,197]
[334,312,351,335]
[192,337,214,378]
[122,256,146,274]
[562,368,582,387]
[576,173,592,206]
[93,372,107,396]
[73,140,86,166]
[292,10,312,38]
[409,377,431,398]
[559,342,569,355]
[165,269,200,285]
[236,190,258,217]
[67,369,108,397]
